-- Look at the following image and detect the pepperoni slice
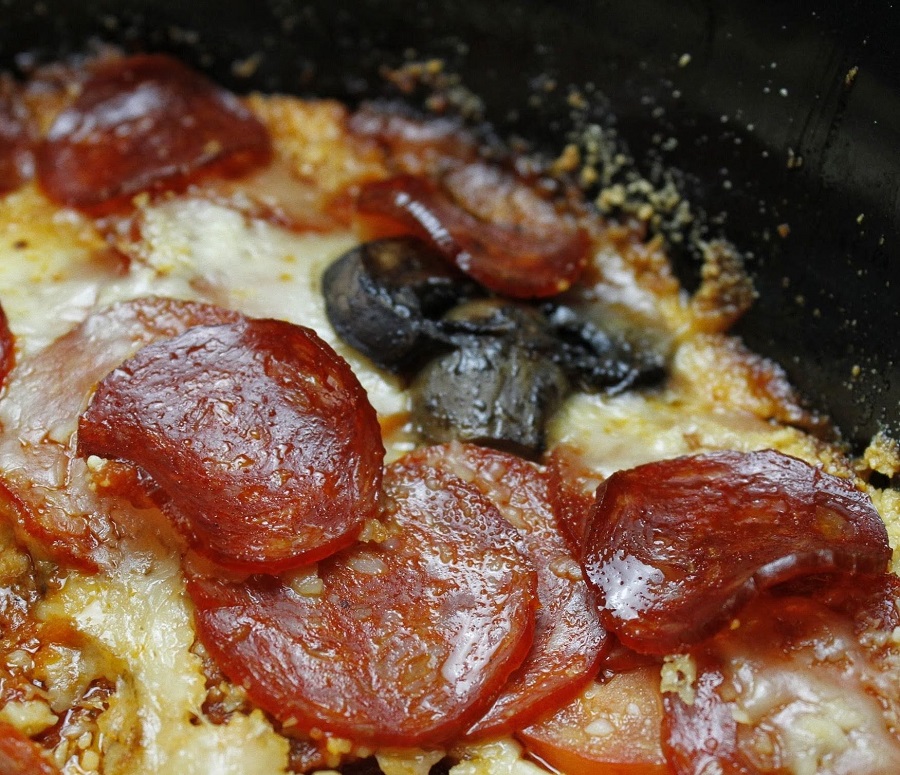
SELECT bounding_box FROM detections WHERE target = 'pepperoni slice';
[519,667,670,775]
[0,79,33,195]
[188,459,537,747]
[544,443,605,558]
[355,174,589,299]
[348,104,480,177]
[78,317,383,572]
[0,298,239,569]
[0,302,15,390]
[37,54,271,211]
[662,589,900,775]
[582,450,891,655]
[0,721,60,775]
[400,442,608,739]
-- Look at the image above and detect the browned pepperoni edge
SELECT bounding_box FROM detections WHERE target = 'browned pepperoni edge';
[36,54,271,211]
[0,721,62,775]
[78,317,384,572]
[397,442,608,739]
[355,174,589,299]
[581,449,891,655]
[0,302,15,389]
[188,459,538,747]
[0,298,239,570]
[0,78,33,195]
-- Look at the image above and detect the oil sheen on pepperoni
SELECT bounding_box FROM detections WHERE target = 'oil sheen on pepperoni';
[37,54,271,210]
[188,460,537,747]
[400,442,608,739]
[78,317,384,572]
[356,174,589,299]
[582,449,891,655]
[0,298,239,570]
[519,666,670,775]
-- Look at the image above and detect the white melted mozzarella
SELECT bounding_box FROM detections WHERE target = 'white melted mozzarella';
[723,613,900,775]
[0,187,119,355]
[121,197,410,430]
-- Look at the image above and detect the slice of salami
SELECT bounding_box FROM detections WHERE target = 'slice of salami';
[582,449,891,655]
[356,174,589,299]
[78,317,384,572]
[0,298,239,569]
[399,442,608,738]
[0,721,61,775]
[189,459,537,747]
[37,54,271,211]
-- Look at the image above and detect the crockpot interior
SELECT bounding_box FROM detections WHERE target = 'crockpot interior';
[1,0,897,452]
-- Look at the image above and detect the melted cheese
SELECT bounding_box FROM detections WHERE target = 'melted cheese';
[37,544,290,774]
[548,388,827,478]
[721,612,900,775]
[0,186,117,355]
[449,740,548,775]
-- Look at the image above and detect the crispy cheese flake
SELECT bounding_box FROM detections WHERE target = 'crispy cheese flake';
[660,654,697,706]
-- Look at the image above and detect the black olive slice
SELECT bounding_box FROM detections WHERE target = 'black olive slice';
[436,300,665,394]
[411,337,569,459]
[542,304,666,394]
[322,237,480,373]
[438,299,557,347]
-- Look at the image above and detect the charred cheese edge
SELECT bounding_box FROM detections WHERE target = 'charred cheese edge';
[0,92,896,775]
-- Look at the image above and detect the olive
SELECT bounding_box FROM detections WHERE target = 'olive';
[438,299,558,348]
[437,299,664,394]
[542,304,666,393]
[322,245,667,457]
[409,299,666,457]
[411,336,569,459]
[322,237,479,373]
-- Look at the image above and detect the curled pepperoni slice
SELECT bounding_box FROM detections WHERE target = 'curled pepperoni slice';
[0,298,239,570]
[400,442,608,739]
[348,104,480,177]
[0,721,61,775]
[0,79,33,195]
[78,317,384,572]
[188,460,537,747]
[355,174,589,299]
[662,589,900,775]
[582,450,891,655]
[37,54,271,211]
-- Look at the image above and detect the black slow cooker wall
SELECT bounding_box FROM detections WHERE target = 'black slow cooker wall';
[2,0,897,453]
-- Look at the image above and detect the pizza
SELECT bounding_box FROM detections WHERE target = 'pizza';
[0,51,898,775]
